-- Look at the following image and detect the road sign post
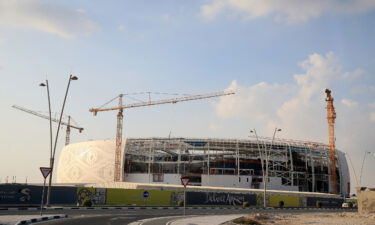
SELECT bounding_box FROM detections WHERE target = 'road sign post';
[180,177,190,216]
[143,191,149,206]
[39,167,51,216]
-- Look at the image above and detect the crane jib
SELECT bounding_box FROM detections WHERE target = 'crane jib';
[89,91,235,113]
[88,90,235,182]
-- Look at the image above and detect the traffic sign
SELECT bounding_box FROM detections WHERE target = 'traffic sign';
[143,191,149,198]
[180,177,190,187]
[40,167,51,179]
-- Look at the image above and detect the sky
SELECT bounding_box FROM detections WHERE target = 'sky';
[0,0,374,193]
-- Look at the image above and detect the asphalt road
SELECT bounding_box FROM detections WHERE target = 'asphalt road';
[1,208,357,225]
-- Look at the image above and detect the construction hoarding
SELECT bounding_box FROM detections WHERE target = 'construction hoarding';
[268,195,300,207]
[186,192,257,206]
[0,184,77,206]
[105,189,177,206]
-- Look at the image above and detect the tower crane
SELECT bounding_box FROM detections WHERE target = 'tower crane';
[325,89,337,194]
[12,105,84,146]
[89,90,235,182]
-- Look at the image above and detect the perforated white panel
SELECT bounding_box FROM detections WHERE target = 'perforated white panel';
[56,140,122,183]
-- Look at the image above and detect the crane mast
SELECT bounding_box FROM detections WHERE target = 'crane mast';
[12,105,83,145]
[115,94,124,182]
[90,90,235,182]
[325,89,337,194]
[65,116,71,146]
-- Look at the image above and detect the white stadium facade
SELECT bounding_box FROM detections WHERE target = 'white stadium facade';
[57,137,350,195]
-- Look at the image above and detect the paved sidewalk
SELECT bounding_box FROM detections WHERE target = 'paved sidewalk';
[169,214,245,225]
[0,214,67,225]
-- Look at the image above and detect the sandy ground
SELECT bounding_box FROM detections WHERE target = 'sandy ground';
[223,212,375,225]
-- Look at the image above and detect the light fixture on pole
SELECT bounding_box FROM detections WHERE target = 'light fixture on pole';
[39,80,53,207]
[250,129,266,208]
[46,75,78,206]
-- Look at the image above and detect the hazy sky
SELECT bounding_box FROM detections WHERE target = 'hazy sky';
[0,0,374,192]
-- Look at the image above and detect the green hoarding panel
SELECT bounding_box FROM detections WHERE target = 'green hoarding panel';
[106,189,176,206]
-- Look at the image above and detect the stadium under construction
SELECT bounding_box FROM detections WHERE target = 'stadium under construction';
[56,136,350,196]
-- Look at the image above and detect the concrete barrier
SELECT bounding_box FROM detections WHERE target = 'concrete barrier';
[356,187,375,214]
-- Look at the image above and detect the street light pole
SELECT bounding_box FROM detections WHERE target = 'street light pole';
[264,128,281,207]
[39,80,53,208]
[250,129,266,208]
[359,151,371,185]
[345,152,359,186]
[46,75,78,206]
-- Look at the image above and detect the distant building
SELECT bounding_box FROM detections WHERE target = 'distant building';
[56,137,350,195]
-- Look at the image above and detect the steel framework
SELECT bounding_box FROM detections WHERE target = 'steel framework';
[123,137,339,193]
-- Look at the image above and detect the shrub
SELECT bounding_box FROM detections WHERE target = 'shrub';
[243,201,250,208]
[232,217,262,225]
[83,199,92,207]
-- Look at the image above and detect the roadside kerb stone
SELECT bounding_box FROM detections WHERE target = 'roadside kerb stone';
[0,214,67,225]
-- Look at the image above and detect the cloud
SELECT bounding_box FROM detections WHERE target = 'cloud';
[200,0,375,23]
[216,52,341,140]
[216,80,295,122]
[117,25,126,31]
[370,112,375,122]
[351,85,375,95]
[0,0,98,39]
[214,51,375,188]
[161,14,173,23]
[342,68,364,79]
[215,52,371,141]
[76,8,86,14]
[208,123,222,131]
[341,99,358,108]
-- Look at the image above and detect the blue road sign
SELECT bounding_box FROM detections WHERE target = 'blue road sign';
[143,191,149,198]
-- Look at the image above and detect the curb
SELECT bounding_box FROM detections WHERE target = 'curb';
[15,214,67,225]
[0,206,357,211]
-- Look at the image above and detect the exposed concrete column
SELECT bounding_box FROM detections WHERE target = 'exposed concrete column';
[305,147,309,191]
[148,140,152,183]
[177,140,181,174]
[310,149,315,192]
[207,141,210,185]
[287,143,294,186]
[236,140,240,178]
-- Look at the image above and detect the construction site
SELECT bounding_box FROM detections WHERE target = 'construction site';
[53,88,349,197]
[123,137,349,194]
[8,87,349,196]
[1,86,359,210]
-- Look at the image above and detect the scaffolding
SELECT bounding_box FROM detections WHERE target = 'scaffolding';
[123,137,340,194]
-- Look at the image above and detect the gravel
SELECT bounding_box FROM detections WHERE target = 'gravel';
[222,212,375,225]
